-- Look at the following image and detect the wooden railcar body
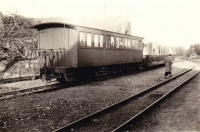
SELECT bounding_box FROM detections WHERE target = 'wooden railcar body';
[78,26,143,67]
[32,22,144,81]
[143,42,170,67]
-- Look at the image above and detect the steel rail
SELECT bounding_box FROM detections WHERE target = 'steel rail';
[53,68,194,132]
[0,67,154,101]
[0,75,39,84]
[112,71,199,132]
[0,82,69,101]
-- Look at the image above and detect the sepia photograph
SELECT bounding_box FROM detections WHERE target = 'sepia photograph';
[0,0,200,131]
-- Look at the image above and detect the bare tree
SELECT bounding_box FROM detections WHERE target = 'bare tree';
[0,12,38,75]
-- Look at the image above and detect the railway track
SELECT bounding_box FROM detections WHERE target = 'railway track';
[0,72,137,101]
[0,75,39,84]
[53,67,199,132]
[0,65,165,101]
[0,65,163,84]
[0,82,67,101]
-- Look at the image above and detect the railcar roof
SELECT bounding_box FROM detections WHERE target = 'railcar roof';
[30,22,143,39]
[29,22,75,30]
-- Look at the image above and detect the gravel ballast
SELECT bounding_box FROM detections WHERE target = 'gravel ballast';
[0,60,197,132]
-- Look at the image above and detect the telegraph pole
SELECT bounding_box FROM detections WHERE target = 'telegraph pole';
[104,3,107,17]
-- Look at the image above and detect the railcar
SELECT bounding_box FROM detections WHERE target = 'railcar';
[143,41,170,67]
[31,22,144,82]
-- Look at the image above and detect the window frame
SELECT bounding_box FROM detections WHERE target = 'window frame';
[124,38,128,49]
[127,39,131,49]
[119,37,123,49]
[132,39,135,49]
[79,30,143,51]
[94,33,99,48]
[138,40,143,50]
[116,37,120,49]
[99,34,104,48]
[79,32,86,47]
[86,32,92,47]
[135,40,140,50]
[110,36,115,49]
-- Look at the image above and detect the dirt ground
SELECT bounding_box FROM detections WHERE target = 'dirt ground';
[0,60,198,132]
[132,70,200,131]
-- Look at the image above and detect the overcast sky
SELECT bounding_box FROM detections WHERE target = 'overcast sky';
[1,0,200,49]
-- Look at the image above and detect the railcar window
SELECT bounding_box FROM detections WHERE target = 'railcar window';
[160,47,162,54]
[132,39,135,49]
[127,39,131,49]
[159,47,162,55]
[134,40,139,50]
[138,41,141,50]
[111,36,114,48]
[124,39,127,49]
[79,32,86,47]
[94,34,99,47]
[100,35,104,48]
[86,33,92,47]
[116,37,119,48]
[164,47,165,54]
[139,40,143,50]
[106,35,111,48]
[119,38,123,49]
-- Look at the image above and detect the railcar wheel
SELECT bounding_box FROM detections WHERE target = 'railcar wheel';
[56,73,77,83]
[138,63,144,70]
[56,74,66,83]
